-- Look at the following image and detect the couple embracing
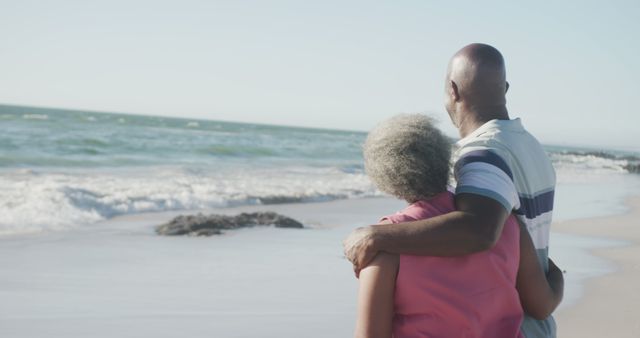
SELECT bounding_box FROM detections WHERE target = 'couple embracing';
[344,43,563,338]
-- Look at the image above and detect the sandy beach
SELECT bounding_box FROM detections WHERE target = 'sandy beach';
[1,192,639,337]
[554,196,640,337]
[0,197,406,338]
[0,194,633,337]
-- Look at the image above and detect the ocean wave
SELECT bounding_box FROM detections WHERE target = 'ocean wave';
[22,114,49,120]
[196,145,277,157]
[2,149,637,236]
[548,149,640,180]
[0,166,377,236]
[554,149,640,163]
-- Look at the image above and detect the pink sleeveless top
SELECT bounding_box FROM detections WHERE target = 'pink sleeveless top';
[383,191,524,338]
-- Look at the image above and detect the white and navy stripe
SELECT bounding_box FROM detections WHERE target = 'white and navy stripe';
[453,118,557,338]
[454,149,520,212]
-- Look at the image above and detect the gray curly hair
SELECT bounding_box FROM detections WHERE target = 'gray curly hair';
[363,114,452,203]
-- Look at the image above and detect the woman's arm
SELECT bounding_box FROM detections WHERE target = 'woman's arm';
[354,252,399,338]
[516,223,564,320]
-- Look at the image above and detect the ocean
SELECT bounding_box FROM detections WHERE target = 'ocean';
[2,104,639,236]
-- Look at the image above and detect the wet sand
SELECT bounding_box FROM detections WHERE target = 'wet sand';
[554,196,640,337]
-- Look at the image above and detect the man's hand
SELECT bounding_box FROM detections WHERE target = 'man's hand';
[343,226,379,277]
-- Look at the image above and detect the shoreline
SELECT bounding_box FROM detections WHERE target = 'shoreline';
[553,196,640,337]
[0,196,403,240]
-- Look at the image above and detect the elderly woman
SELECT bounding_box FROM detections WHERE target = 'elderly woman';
[354,114,563,338]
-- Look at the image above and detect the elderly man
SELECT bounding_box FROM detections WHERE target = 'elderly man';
[344,43,561,337]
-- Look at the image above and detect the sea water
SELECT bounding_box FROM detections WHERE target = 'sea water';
[0,105,376,235]
[1,103,639,236]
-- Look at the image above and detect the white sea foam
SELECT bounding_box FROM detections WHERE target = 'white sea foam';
[2,150,638,237]
[22,114,49,120]
[549,152,632,183]
[0,166,378,236]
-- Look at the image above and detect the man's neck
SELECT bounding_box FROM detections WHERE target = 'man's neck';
[457,105,509,138]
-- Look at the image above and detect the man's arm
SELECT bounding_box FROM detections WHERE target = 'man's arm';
[517,223,564,319]
[343,193,509,274]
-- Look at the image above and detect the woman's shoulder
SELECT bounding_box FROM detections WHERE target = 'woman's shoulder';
[365,252,400,272]
[413,191,455,211]
[382,192,455,224]
[359,252,400,283]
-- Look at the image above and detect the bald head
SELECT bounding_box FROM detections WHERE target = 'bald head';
[444,43,509,131]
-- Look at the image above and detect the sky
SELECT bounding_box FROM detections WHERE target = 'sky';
[1,0,639,151]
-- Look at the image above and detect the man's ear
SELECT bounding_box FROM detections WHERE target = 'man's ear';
[450,80,460,101]
[505,81,510,94]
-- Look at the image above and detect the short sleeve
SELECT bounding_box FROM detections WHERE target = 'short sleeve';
[453,149,520,212]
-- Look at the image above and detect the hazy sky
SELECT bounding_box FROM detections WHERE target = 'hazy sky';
[1,0,639,150]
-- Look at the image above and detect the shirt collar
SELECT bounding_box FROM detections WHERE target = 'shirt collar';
[455,118,522,147]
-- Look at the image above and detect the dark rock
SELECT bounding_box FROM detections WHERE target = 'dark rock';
[624,163,640,174]
[156,211,304,236]
[191,228,223,236]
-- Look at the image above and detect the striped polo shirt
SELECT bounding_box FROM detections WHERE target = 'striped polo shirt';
[453,118,556,338]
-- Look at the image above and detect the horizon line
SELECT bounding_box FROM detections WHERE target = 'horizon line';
[2,101,638,155]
